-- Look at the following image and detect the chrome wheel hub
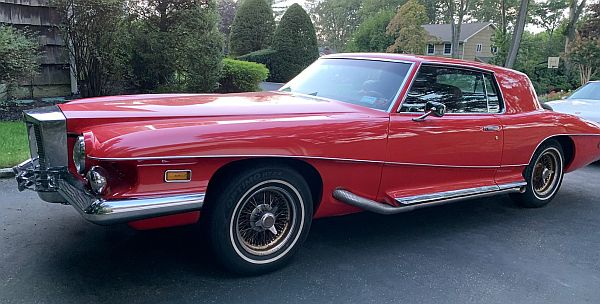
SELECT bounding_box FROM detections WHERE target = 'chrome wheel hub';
[234,185,295,256]
[532,148,561,198]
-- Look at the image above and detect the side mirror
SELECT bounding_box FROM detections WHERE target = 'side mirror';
[413,101,446,122]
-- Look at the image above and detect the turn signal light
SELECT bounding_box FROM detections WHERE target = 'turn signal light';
[165,170,192,182]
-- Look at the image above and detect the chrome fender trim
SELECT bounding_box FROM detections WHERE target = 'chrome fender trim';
[332,182,526,215]
[57,173,204,225]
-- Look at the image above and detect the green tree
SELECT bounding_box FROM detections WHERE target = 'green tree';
[311,0,362,51]
[345,10,395,52]
[173,2,224,92]
[567,38,600,85]
[228,0,275,56]
[271,3,319,82]
[0,25,40,99]
[358,0,405,20]
[530,0,568,38]
[386,0,429,54]
[128,0,223,93]
[567,3,600,85]
[53,0,129,97]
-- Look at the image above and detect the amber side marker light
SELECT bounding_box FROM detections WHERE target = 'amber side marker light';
[165,170,192,182]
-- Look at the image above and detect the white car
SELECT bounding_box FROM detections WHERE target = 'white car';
[547,81,600,122]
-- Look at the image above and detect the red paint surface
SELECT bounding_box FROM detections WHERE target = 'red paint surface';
[128,211,201,230]
[57,54,600,230]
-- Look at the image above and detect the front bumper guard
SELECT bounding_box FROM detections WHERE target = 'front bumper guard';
[15,159,205,225]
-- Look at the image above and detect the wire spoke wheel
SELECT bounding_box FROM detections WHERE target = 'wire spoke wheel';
[233,183,297,257]
[531,148,561,198]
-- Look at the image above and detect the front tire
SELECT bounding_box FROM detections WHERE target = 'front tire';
[207,165,313,275]
[510,140,564,208]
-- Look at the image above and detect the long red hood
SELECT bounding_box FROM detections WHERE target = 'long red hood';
[58,92,390,160]
[59,91,378,131]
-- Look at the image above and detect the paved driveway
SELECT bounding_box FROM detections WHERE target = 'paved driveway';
[1,164,600,303]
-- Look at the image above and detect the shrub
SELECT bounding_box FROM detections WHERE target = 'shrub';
[270,4,319,82]
[228,0,275,56]
[238,48,277,70]
[0,25,40,98]
[217,58,269,93]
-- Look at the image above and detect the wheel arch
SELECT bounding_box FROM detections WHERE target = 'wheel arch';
[535,135,575,169]
[204,157,323,214]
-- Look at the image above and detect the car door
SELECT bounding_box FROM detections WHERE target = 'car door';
[378,64,504,202]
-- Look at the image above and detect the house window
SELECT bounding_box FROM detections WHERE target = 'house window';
[491,46,498,54]
[427,44,435,55]
[443,43,452,55]
[476,43,482,52]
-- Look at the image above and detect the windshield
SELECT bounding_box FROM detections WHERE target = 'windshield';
[568,82,600,100]
[280,58,412,111]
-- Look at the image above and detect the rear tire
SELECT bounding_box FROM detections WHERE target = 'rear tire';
[207,165,313,275]
[510,140,564,208]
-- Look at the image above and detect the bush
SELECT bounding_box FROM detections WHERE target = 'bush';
[270,4,319,82]
[217,58,269,93]
[228,0,275,56]
[238,48,280,81]
[0,25,40,98]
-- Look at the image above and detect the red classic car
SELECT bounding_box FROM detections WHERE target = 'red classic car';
[14,53,600,274]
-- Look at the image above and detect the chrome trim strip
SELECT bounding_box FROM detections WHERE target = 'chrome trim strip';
[89,154,532,168]
[85,194,205,224]
[57,172,204,225]
[387,62,416,112]
[395,63,506,114]
[394,182,526,205]
[333,182,526,215]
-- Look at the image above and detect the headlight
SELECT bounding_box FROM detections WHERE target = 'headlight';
[73,136,86,174]
[87,166,108,195]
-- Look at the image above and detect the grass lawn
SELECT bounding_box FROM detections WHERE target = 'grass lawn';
[0,121,29,168]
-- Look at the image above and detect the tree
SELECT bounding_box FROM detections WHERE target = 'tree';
[128,0,223,92]
[217,0,237,38]
[567,3,600,85]
[445,0,471,59]
[0,26,40,99]
[386,0,429,54]
[530,0,568,38]
[173,1,224,92]
[271,3,319,82]
[567,38,600,85]
[311,0,362,51]
[470,0,520,35]
[228,0,275,56]
[53,0,129,97]
[358,0,405,20]
[564,0,587,52]
[345,10,395,52]
[505,0,529,68]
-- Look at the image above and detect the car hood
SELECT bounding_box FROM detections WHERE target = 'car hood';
[59,92,390,160]
[547,98,600,123]
[59,92,376,127]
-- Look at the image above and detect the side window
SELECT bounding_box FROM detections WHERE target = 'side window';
[400,65,491,113]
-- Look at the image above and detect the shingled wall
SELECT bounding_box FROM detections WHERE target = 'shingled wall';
[0,0,73,99]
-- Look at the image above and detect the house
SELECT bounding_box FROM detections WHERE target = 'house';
[0,0,76,99]
[422,22,497,62]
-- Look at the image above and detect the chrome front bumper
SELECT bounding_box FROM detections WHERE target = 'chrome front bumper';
[16,159,205,225]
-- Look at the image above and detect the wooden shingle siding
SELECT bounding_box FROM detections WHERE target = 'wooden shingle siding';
[0,0,71,99]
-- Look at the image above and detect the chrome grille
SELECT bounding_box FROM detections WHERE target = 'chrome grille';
[33,124,46,169]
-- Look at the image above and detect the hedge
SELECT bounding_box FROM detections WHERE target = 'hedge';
[217,58,269,93]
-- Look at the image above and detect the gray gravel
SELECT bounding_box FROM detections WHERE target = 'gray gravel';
[1,164,600,304]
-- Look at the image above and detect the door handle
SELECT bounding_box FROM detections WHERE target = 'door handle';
[483,125,501,132]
